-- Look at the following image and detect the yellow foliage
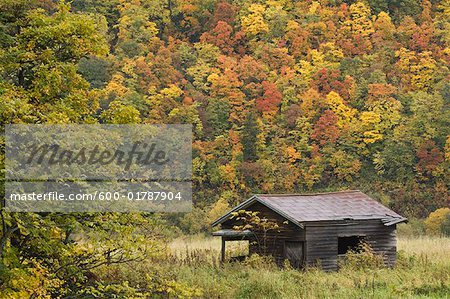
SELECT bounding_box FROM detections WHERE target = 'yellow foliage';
[219,164,237,189]
[295,60,315,86]
[309,49,325,66]
[445,136,450,161]
[100,101,141,124]
[436,0,450,45]
[396,48,437,91]
[286,20,300,32]
[161,84,183,99]
[105,73,129,97]
[344,2,374,37]
[284,146,301,163]
[425,208,450,235]
[410,51,437,91]
[360,111,383,144]
[374,12,395,39]
[309,1,321,14]
[207,197,231,224]
[320,42,344,66]
[241,4,269,36]
[326,91,357,128]
[329,150,362,181]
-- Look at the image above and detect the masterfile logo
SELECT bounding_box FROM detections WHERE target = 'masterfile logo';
[4,124,192,212]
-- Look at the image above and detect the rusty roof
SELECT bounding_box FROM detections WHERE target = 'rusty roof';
[211,190,407,227]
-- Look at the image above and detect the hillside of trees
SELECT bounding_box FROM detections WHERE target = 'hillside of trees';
[0,0,449,297]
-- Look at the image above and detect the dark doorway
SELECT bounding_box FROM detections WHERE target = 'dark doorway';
[285,241,304,268]
[338,236,365,254]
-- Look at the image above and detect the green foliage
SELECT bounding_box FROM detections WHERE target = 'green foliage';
[0,212,178,297]
[242,112,260,162]
[78,56,113,89]
[205,98,231,138]
[397,218,426,237]
[338,242,385,271]
[242,253,277,270]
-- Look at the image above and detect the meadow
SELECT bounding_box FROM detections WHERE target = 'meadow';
[160,233,450,299]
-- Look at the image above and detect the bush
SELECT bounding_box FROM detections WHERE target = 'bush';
[242,254,277,270]
[424,208,450,235]
[338,242,385,271]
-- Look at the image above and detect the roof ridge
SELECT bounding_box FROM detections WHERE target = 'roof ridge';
[255,190,361,197]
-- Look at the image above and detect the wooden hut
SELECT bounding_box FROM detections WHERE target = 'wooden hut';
[211,190,407,271]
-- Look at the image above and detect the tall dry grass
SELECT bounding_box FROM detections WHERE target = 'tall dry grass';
[398,236,450,264]
[163,235,450,298]
[95,235,450,298]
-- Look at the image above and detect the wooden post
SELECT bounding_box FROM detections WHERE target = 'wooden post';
[221,238,225,262]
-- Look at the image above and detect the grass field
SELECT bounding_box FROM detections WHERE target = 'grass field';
[165,235,450,299]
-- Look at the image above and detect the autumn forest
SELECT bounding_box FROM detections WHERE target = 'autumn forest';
[0,0,449,297]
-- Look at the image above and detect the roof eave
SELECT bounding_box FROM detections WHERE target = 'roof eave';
[210,195,258,227]
[382,217,408,226]
[210,195,304,229]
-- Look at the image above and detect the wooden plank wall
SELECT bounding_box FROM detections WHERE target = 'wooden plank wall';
[222,202,305,265]
[305,220,397,271]
[220,202,397,271]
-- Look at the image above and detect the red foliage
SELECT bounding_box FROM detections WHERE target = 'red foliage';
[150,47,183,88]
[411,24,433,52]
[285,26,310,59]
[134,57,157,92]
[200,21,235,55]
[235,55,268,84]
[312,69,353,100]
[256,81,282,113]
[338,34,372,56]
[311,110,340,145]
[368,84,396,97]
[211,1,237,26]
[284,104,302,128]
[416,140,444,176]
[183,96,193,105]
[259,45,295,73]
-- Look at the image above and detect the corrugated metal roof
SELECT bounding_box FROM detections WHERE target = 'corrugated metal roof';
[211,190,407,227]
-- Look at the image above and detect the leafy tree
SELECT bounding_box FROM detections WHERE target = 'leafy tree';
[242,112,260,162]
[205,98,231,138]
[101,100,141,124]
[424,208,450,235]
[78,56,113,89]
[231,210,285,255]
[241,4,269,38]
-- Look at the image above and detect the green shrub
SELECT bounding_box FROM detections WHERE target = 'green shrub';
[242,254,277,270]
[338,242,385,271]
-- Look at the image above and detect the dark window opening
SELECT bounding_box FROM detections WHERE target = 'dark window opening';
[338,236,365,254]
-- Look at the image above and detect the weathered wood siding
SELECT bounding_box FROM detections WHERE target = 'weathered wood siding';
[305,220,397,271]
[220,202,398,271]
[221,202,305,265]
